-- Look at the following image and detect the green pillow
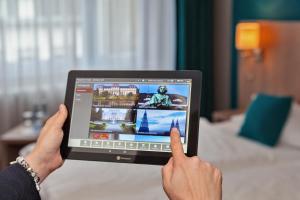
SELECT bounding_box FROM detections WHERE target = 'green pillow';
[239,94,292,147]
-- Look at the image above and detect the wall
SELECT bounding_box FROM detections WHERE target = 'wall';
[238,21,300,107]
[213,0,232,110]
[231,0,300,108]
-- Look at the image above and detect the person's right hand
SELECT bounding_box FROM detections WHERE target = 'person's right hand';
[162,128,222,200]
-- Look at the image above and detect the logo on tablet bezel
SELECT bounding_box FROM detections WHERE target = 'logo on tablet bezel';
[116,155,132,161]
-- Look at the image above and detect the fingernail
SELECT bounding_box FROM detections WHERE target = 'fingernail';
[59,104,64,113]
[171,127,178,133]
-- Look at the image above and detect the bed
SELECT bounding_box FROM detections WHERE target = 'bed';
[39,103,300,200]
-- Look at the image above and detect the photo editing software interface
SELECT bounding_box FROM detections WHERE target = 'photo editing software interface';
[68,78,192,153]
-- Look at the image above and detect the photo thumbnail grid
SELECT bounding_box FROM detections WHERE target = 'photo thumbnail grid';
[88,83,190,143]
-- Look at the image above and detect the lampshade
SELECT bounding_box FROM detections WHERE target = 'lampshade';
[236,22,261,50]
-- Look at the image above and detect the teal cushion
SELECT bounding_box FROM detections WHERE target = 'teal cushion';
[239,94,292,147]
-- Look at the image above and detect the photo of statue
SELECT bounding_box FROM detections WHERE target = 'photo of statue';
[138,84,189,110]
[146,85,172,108]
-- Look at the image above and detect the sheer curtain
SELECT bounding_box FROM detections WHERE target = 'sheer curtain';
[0,0,176,133]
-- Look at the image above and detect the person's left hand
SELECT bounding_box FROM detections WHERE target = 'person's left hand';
[25,104,68,182]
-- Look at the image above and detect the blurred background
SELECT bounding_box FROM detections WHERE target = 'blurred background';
[0,0,177,134]
[1,0,300,199]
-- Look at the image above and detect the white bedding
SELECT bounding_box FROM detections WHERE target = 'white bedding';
[41,118,300,200]
[198,118,300,171]
[223,161,300,200]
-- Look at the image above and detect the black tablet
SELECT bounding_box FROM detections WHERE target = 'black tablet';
[61,70,202,165]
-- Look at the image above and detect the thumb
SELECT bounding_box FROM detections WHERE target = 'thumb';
[52,104,68,129]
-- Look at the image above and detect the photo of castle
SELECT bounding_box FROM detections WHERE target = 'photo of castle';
[96,84,138,96]
[92,84,140,108]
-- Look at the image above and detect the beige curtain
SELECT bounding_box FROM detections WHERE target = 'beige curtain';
[0,0,176,134]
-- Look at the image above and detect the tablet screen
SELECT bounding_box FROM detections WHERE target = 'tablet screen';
[68,78,192,154]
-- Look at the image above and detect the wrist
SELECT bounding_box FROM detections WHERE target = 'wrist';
[25,151,51,182]
[10,156,41,191]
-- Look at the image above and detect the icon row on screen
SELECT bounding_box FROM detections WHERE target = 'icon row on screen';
[79,139,171,152]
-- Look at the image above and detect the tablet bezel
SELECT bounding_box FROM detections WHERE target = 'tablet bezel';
[61,70,202,165]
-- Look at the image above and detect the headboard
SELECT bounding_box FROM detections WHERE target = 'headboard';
[238,21,300,108]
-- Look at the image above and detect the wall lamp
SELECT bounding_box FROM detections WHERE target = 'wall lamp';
[235,22,263,62]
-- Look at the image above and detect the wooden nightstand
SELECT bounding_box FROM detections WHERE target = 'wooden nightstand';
[0,125,39,169]
[212,109,245,123]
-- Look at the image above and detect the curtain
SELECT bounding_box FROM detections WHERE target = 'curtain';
[176,0,214,120]
[0,0,176,133]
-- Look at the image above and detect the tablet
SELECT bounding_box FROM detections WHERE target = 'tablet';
[61,70,202,165]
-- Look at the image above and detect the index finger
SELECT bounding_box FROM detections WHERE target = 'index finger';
[170,128,185,163]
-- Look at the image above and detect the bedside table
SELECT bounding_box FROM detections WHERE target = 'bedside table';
[212,109,245,123]
[0,125,39,169]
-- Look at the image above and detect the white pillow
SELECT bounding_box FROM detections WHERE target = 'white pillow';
[279,103,300,148]
[230,113,245,124]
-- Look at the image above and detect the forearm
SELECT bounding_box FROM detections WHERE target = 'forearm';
[0,164,41,200]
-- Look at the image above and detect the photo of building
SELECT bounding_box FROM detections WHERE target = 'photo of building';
[95,84,138,96]
[138,110,149,132]
[102,108,127,121]
[136,110,186,136]
[89,108,136,134]
[92,84,140,108]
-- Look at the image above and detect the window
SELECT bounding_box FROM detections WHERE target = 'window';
[0,0,175,95]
